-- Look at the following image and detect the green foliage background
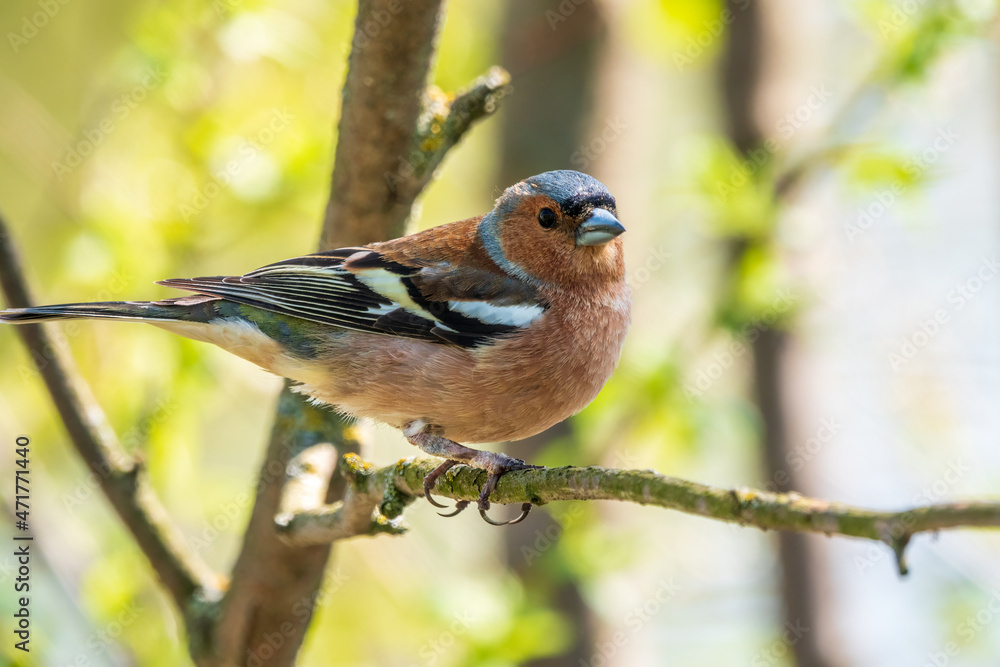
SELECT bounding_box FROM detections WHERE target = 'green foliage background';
[0,0,998,665]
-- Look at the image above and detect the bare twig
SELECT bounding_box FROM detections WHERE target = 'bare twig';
[280,455,1000,576]
[0,211,218,610]
[276,454,409,545]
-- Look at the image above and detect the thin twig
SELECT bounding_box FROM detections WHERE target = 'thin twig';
[0,211,219,609]
[384,67,512,205]
[279,455,1000,576]
[276,454,409,544]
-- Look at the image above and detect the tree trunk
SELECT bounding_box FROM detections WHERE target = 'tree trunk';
[496,1,608,664]
[720,2,837,665]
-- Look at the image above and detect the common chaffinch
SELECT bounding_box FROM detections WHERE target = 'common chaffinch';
[1,170,630,524]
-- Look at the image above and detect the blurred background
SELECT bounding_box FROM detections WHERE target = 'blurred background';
[2,0,1000,665]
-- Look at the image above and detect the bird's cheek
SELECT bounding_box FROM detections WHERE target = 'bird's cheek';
[502,231,566,279]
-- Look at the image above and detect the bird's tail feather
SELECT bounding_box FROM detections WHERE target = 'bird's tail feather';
[0,297,213,324]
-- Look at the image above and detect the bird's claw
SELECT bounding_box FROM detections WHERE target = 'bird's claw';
[421,455,543,525]
[423,459,460,510]
[479,501,533,526]
[424,489,451,509]
[475,457,542,526]
[438,500,470,518]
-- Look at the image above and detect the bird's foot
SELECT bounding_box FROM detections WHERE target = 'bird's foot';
[419,454,543,524]
[405,421,542,525]
[470,451,543,526]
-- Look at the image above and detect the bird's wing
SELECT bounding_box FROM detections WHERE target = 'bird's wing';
[157,247,548,348]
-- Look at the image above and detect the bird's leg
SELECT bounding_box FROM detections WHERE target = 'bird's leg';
[403,421,480,515]
[403,420,542,525]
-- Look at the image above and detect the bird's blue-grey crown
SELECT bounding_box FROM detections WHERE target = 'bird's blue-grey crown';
[492,170,617,217]
[524,170,617,218]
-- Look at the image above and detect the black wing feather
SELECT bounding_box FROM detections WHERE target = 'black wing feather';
[157,251,545,348]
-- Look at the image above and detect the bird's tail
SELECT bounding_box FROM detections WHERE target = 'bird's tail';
[0,296,215,324]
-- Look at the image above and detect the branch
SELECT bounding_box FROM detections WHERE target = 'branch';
[322,0,508,248]
[199,387,360,666]
[206,1,512,664]
[275,454,410,544]
[0,212,218,610]
[383,67,511,205]
[320,0,444,248]
[279,455,1000,576]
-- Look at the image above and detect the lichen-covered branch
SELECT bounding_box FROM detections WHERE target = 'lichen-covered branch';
[383,67,512,206]
[0,212,219,610]
[276,454,409,544]
[279,455,1000,576]
[322,60,509,246]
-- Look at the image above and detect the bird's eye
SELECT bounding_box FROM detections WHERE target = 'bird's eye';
[537,208,557,229]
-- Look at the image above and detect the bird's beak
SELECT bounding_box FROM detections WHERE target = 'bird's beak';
[575,208,625,246]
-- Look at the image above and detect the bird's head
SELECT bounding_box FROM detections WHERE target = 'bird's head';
[478,170,626,290]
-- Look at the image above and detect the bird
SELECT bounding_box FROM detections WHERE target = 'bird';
[0,170,630,525]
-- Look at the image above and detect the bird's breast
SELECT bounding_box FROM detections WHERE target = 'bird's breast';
[457,300,629,442]
[303,289,630,444]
